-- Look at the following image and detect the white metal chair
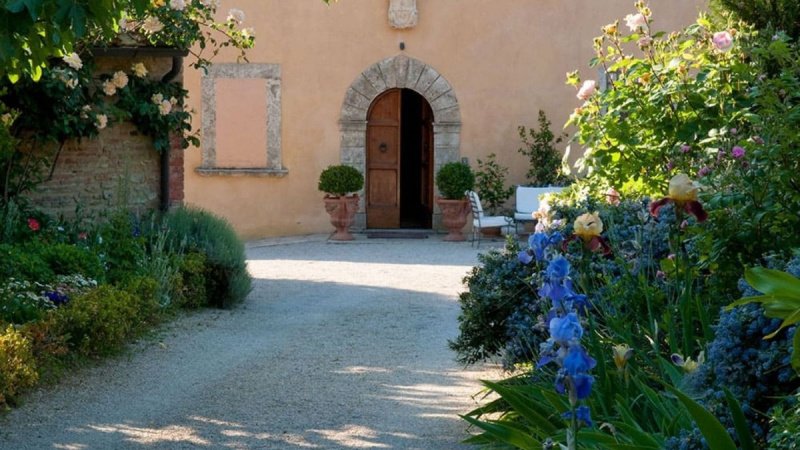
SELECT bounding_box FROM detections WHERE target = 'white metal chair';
[466,190,514,248]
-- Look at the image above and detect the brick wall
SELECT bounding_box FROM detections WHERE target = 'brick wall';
[23,53,184,219]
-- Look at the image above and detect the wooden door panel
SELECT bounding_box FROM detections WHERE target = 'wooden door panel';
[367,89,401,229]
[367,126,399,167]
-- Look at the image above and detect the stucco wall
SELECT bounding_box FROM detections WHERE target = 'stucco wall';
[182,0,706,239]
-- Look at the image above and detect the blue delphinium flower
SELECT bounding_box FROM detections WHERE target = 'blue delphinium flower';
[45,290,69,306]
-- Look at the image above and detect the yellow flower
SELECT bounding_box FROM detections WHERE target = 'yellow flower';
[612,344,633,370]
[668,173,698,203]
[573,212,603,241]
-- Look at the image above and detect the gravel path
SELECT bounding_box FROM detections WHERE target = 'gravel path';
[0,234,504,449]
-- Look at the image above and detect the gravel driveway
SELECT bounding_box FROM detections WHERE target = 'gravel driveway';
[0,234,504,449]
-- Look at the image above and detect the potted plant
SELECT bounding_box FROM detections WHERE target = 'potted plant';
[318,164,364,241]
[435,161,475,241]
[517,110,571,188]
[474,153,513,236]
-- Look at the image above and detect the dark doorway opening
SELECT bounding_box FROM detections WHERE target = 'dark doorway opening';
[366,88,433,229]
[400,89,433,228]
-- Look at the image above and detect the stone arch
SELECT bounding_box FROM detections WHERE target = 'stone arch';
[338,54,462,229]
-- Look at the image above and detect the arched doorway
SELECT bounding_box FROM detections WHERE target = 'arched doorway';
[338,55,462,231]
[366,88,434,229]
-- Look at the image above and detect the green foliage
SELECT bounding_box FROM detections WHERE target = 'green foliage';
[449,237,536,364]
[566,12,754,197]
[474,153,513,215]
[96,211,145,284]
[162,207,251,308]
[435,161,475,200]
[317,164,364,197]
[714,0,800,39]
[114,72,197,152]
[767,390,800,449]
[0,243,54,282]
[0,324,38,408]
[174,251,208,308]
[0,279,53,324]
[0,0,255,82]
[37,243,104,280]
[52,284,143,356]
[518,110,569,187]
[728,266,800,372]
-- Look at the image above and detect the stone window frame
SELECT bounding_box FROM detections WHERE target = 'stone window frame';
[338,55,462,229]
[196,63,286,177]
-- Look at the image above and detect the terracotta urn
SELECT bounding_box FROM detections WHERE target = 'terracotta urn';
[324,195,360,241]
[436,197,470,241]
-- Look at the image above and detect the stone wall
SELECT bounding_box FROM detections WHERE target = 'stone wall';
[23,53,185,219]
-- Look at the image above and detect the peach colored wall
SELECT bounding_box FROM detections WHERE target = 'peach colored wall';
[182,0,706,239]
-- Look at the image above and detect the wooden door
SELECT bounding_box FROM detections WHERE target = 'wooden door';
[419,99,434,225]
[366,90,401,228]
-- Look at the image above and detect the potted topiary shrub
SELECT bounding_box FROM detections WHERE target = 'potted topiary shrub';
[318,164,364,241]
[435,161,475,241]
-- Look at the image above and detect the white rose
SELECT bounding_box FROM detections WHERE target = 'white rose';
[169,0,186,11]
[158,100,172,116]
[111,71,129,89]
[576,80,597,101]
[151,93,164,104]
[62,53,83,70]
[141,16,164,34]
[227,8,245,24]
[624,13,647,32]
[131,62,148,78]
[95,114,108,130]
[102,81,117,96]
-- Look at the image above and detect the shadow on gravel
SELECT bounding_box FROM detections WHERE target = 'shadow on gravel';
[0,277,496,449]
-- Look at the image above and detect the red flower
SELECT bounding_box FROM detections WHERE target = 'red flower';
[27,218,40,231]
[78,232,88,240]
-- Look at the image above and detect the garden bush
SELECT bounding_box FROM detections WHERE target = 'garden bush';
[449,237,543,365]
[0,324,38,408]
[162,207,251,308]
[37,243,104,281]
[52,285,142,356]
[175,251,209,309]
[0,243,54,282]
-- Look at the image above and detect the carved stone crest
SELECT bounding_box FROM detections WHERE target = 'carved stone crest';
[388,0,418,29]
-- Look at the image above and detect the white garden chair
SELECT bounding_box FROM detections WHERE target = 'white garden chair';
[466,190,514,248]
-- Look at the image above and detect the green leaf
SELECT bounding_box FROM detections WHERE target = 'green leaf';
[482,380,559,435]
[461,415,541,450]
[793,328,800,373]
[665,385,737,450]
[745,267,800,300]
[722,388,755,450]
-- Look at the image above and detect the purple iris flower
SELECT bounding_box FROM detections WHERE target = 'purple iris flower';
[562,406,593,427]
[549,312,583,343]
[563,345,597,375]
[572,374,595,400]
[546,256,570,281]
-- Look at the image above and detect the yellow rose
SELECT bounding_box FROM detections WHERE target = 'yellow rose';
[668,173,698,202]
[574,212,603,241]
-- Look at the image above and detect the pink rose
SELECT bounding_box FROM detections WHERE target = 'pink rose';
[605,188,621,206]
[577,80,597,101]
[712,31,733,52]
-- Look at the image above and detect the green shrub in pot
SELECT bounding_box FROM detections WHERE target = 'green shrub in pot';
[318,165,364,197]
[435,162,475,199]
